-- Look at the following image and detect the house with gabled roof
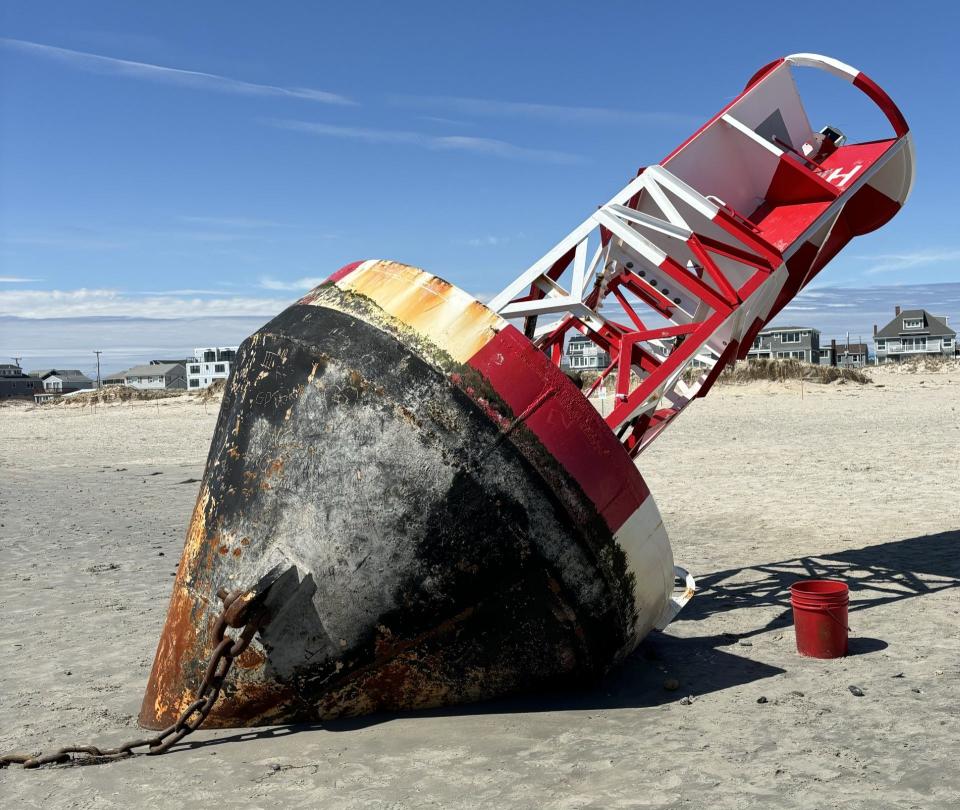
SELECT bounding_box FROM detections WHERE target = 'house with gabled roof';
[124,363,187,390]
[874,307,955,363]
[29,369,95,394]
[746,326,821,363]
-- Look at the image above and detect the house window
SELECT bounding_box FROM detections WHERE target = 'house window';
[203,351,216,362]
[218,349,235,361]
[876,340,885,350]
[189,379,199,388]
[780,332,801,344]
[944,338,954,348]
[190,365,200,374]
[903,318,923,329]
[792,351,805,359]
[214,364,225,373]
[902,337,927,351]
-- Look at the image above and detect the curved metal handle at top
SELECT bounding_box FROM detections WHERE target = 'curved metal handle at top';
[745,53,910,139]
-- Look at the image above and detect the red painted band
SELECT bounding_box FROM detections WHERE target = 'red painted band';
[466,325,649,534]
[327,261,365,285]
[853,73,909,138]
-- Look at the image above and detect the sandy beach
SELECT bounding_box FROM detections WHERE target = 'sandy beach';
[2,367,958,809]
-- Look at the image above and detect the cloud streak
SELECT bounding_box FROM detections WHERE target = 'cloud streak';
[1,38,354,106]
[0,276,40,283]
[391,94,700,127]
[269,119,584,164]
[177,216,293,229]
[859,248,960,276]
[258,276,325,291]
[0,287,291,319]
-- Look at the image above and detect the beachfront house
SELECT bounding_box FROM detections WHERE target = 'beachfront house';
[0,363,43,399]
[187,346,238,389]
[819,342,870,367]
[564,334,611,371]
[102,368,131,386]
[30,369,95,394]
[746,326,820,363]
[873,307,955,363]
[124,363,187,390]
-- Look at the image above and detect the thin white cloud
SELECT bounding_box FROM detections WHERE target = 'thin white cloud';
[0,276,40,282]
[391,94,700,127]
[463,235,513,248]
[258,275,326,291]
[269,120,584,164]
[0,287,291,319]
[860,248,960,276]
[177,216,293,229]
[1,38,355,106]
[3,233,130,250]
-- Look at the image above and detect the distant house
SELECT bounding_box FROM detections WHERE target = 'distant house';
[564,335,610,371]
[747,326,820,363]
[0,363,42,399]
[874,307,955,363]
[29,369,95,395]
[102,368,132,386]
[187,347,238,389]
[819,342,869,367]
[124,363,187,390]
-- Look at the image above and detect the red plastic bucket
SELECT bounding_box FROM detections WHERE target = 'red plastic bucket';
[790,579,849,658]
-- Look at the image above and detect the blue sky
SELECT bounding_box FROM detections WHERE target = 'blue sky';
[2,1,958,373]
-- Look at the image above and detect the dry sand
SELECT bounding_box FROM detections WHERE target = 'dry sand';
[1,368,959,808]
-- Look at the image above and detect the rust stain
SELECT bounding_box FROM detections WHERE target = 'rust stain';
[337,260,506,363]
[234,646,265,670]
[232,547,242,557]
[138,578,200,728]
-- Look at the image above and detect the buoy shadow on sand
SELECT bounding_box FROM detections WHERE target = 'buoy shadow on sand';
[165,632,783,751]
[162,530,957,749]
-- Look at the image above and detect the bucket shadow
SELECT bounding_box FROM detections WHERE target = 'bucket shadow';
[846,636,888,656]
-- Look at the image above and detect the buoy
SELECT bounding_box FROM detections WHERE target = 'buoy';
[140,54,913,728]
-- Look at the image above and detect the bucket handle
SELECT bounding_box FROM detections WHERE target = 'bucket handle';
[809,604,851,632]
[654,566,696,630]
[793,597,851,632]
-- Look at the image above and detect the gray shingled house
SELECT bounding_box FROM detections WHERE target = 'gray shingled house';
[874,307,955,363]
[0,363,43,399]
[746,326,821,363]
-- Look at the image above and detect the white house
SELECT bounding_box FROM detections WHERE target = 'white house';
[874,307,955,363]
[564,335,611,371]
[30,369,95,394]
[124,363,187,390]
[187,347,238,389]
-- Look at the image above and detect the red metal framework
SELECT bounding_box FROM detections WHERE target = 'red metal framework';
[489,53,914,457]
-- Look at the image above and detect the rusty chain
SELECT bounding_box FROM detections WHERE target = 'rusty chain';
[1,572,281,770]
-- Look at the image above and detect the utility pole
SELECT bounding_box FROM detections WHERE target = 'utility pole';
[93,350,102,389]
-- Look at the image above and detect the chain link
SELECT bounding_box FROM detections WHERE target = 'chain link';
[1,576,279,769]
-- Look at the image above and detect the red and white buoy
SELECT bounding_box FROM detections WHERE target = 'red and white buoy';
[140,55,913,727]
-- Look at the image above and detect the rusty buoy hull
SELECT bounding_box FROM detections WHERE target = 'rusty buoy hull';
[140,261,674,729]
